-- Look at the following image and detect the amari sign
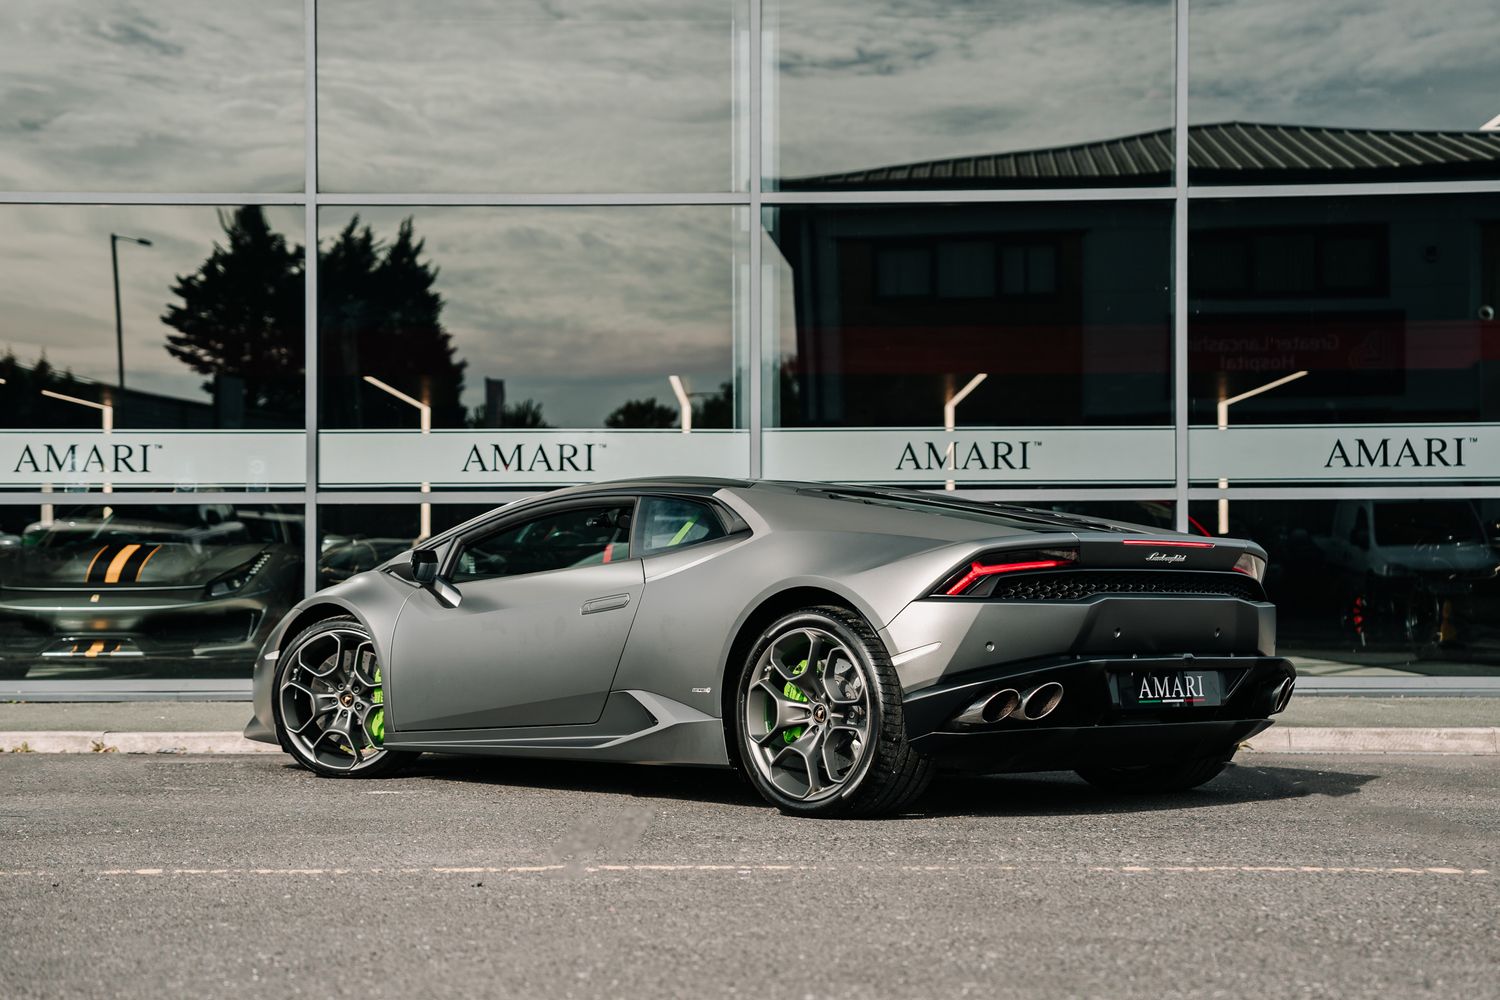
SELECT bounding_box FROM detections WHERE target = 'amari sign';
[1189,424,1499,482]
[317,430,749,487]
[0,432,305,489]
[762,428,1176,484]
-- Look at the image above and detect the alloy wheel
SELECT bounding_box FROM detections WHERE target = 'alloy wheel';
[278,625,388,773]
[743,626,873,803]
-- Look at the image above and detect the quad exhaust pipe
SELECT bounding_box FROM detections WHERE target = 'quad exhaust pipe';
[955,681,1064,726]
[954,687,1019,726]
[1015,681,1064,721]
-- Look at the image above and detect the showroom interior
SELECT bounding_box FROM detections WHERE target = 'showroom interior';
[1,0,1498,693]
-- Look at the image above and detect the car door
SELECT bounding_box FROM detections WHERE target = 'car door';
[389,501,643,732]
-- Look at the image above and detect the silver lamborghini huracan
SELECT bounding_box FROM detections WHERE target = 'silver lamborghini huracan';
[246,479,1295,817]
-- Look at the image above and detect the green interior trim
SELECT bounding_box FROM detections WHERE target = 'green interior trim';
[668,517,698,546]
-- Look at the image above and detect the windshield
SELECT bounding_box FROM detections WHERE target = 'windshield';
[1373,502,1484,546]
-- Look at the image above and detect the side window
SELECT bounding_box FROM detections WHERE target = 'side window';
[638,497,726,556]
[453,505,632,582]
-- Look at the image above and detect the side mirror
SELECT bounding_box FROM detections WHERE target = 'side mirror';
[411,547,462,608]
[411,548,439,584]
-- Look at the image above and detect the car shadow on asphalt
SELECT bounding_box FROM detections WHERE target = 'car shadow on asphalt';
[915,763,1380,819]
[381,755,1379,818]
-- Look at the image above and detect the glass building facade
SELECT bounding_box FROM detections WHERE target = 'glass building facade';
[2,0,1499,690]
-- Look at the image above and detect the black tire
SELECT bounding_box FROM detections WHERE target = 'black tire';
[272,616,417,779]
[734,606,933,818]
[1076,753,1232,794]
[0,662,30,681]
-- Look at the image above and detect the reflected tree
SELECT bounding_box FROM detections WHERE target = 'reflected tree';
[162,209,468,429]
[605,382,736,429]
[319,216,466,428]
[499,398,550,428]
[605,397,678,428]
[161,206,302,421]
[0,351,92,428]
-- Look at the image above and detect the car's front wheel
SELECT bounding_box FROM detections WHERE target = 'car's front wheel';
[1075,754,1231,794]
[735,606,932,817]
[273,616,416,778]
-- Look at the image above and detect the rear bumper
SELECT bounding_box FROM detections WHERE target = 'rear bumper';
[904,654,1294,773]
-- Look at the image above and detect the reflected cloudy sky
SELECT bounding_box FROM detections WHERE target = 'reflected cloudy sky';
[0,204,303,402]
[1191,0,1500,133]
[319,206,741,427]
[318,0,745,193]
[767,0,1174,183]
[0,204,738,429]
[0,0,303,191]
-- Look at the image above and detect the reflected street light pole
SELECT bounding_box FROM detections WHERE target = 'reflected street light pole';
[363,375,432,540]
[41,388,115,517]
[1215,370,1308,533]
[668,375,693,433]
[110,233,153,388]
[943,373,988,491]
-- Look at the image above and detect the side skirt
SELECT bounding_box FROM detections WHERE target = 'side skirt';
[383,689,730,767]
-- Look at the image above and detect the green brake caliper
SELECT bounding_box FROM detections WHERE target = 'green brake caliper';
[766,658,811,744]
[366,665,385,747]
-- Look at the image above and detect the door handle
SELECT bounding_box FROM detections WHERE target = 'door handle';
[581,593,631,615]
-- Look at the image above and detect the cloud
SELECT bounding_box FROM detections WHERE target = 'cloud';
[0,0,304,192]
[316,0,741,193]
[1189,0,1500,132]
[769,0,1176,180]
[326,206,740,426]
[0,204,303,403]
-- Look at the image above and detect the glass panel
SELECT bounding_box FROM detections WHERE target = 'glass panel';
[638,496,727,554]
[0,502,303,680]
[1188,194,1500,485]
[318,0,746,192]
[1189,0,1500,184]
[0,0,304,192]
[0,205,306,491]
[763,202,1174,486]
[317,503,494,589]
[767,0,1175,191]
[1190,499,1500,677]
[316,206,747,489]
[454,505,632,582]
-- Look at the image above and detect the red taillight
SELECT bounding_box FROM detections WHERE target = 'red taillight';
[1120,539,1215,549]
[944,559,1068,596]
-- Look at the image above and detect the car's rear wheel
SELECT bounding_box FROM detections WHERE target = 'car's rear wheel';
[735,606,932,817]
[1075,754,1231,794]
[273,616,415,778]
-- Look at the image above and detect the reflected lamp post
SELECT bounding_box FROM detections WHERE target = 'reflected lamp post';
[1215,370,1308,533]
[40,388,115,517]
[943,373,988,491]
[110,234,153,388]
[363,375,432,540]
[668,375,693,433]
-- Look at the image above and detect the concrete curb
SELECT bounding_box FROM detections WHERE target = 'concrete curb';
[0,731,279,755]
[1245,727,1500,755]
[2,729,1498,756]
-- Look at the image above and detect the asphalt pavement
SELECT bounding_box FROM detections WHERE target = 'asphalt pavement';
[2,751,1497,1000]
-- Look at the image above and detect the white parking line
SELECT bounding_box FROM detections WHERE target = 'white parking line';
[0,863,1489,879]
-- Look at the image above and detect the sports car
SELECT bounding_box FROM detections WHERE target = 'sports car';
[0,505,302,679]
[246,478,1295,817]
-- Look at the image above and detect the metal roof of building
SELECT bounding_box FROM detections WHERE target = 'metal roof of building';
[779,122,1500,189]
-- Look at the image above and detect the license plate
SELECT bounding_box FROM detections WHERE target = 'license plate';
[1119,670,1222,709]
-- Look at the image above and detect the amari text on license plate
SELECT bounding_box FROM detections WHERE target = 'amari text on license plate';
[1120,670,1223,709]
